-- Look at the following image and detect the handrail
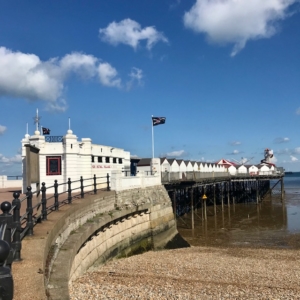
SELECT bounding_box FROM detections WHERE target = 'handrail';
[0,174,110,265]
[161,170,284,183]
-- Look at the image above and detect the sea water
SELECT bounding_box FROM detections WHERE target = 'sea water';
[177,173,300,249]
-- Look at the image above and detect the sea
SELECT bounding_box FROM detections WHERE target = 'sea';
[177,172,300,249]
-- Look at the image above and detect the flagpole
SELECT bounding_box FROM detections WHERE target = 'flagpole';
[151,115,154,159]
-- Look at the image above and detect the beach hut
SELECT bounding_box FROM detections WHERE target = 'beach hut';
[160,157,170,172]
[248,165,259,176]
[237,165,247,174]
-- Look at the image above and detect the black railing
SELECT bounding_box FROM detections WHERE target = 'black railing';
[7,176,22,180]
[0,174,110,299]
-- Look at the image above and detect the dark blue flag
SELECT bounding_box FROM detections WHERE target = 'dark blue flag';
[42,127,51,135]
[152,117,166,126]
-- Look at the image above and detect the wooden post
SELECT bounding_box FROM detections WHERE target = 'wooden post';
[191,189,194,229]
[213,183,216,216]
[256,179,259,205]
[281,178,285,201]
[173,190,177,226]
[227,181,230,208]
[221,183,224,212]
[202,191,207,221]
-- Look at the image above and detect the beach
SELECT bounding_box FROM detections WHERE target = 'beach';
[69,175,300,299]
[69,245,300,299]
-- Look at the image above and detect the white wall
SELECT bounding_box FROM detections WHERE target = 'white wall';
[0,176,22,188]
[22,129,132,193]
[110,169,161,192]
[237,165,247,174]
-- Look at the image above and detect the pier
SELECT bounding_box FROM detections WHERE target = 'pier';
[161,171,284,229]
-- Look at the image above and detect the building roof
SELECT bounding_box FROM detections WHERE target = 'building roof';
[137,158,152,166]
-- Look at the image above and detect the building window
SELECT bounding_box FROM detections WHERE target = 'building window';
[98,156,102,163]
[91,156,95,162]
[119,158,122,164]
[106,157,110,163]
[113,158,117,164]
[46,156,61,176]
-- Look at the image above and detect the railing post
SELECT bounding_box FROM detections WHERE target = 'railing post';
[12,192,21,261]
[0,239,14,300]
[80,176,84,198]
[68,178,72,204]
[26,186,34,236]
[93,174,97,195]
[54,180,59,211]
[106,173,110,191]
[41,182,47,220]
[0,202,13,268]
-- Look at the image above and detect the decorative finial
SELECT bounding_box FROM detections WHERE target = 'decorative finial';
[67,117,73,134]
[24,123,30,139]
[33,108,41,133]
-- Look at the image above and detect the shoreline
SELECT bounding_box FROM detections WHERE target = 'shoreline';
[69,245,300,299]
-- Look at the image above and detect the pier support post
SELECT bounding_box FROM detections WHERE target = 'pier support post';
[281,178,285,201]
[190,189,194,229]
[227,181,230,208]
[256,179,259,204]
[213,184,216,216]
[173,190,176,226]
[202,188,207,221]
[221,184,224,212]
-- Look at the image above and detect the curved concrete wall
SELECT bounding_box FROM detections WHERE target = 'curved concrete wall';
[45,185,177,299]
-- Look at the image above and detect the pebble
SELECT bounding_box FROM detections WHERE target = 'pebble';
[69,246,300,299]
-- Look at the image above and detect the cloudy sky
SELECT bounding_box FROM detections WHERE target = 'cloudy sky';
[1,0,300,175]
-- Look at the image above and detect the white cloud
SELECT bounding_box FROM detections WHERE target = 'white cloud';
[170,0,181,9]
[296,107,300,115]
[127,67,144,90]
[277,148,290,155]
[0,153,21,164]
[60,53,98,78]
[166,150,186,157]
[0,47,62,102]
[184,0,298,56]
[98,63,121,88]
[290,155,298,162]
[0,153,22,176]
[0,125,7,135]
[45,98,68,113]
[231,149,239,154]
[99,19,168,50]
[293,147,300,154]
[230,141,241,146]
[0,47,124,111]
[274,137,290,143]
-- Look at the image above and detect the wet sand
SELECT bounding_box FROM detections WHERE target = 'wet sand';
[177,194,300,250]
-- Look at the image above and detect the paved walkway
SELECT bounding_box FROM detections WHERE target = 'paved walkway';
[0,187,106,300]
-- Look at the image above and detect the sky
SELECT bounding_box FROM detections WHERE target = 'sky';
[1,0,300,175]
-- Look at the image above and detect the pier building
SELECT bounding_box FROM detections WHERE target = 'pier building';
[21,127,130,193]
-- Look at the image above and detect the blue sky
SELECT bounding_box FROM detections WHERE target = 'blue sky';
[1,0,300,175]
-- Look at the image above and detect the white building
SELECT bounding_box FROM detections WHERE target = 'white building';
[21,128,130,193]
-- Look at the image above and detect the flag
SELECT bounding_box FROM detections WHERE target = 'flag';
[42,127,51,135]
[152,117,166,126]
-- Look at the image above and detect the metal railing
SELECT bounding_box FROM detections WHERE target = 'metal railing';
[7,176,23,180]
[0,174,110,298]
[161,170,284,182]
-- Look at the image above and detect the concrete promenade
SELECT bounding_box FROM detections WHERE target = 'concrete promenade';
[0,187,111,300]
